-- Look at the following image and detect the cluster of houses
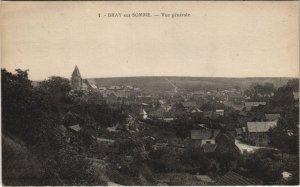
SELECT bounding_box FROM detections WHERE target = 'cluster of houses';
[69,66,299,150]
[165,112,281,154]
[70,66,141,102]
[152,127,235,155]
[234,96,298,147]
[136,99,227,123]
[190,129,221,153]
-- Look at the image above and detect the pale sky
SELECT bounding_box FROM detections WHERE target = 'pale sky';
[1,1,299,80]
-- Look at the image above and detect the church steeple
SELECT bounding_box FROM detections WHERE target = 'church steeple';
[72,65,81,77]
[71,65,82,90]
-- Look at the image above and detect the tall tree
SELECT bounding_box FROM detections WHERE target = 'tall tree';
[286,79,299,92]
[269,118,298,154]
[1,69,42,142]
[271,86,294,109]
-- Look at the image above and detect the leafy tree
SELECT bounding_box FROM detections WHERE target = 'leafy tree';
[38,76,71,95]
[180,148,210,173]
[269,119,298,154]
[263,83,276,95]
[270,86,294,109]
[56,148,98,185]
[37,76,72,108]
[244,82,276,100]
[1,69,44,143]
[172,118,193,138]
[267,82,298,154]
[213,152,235,173]
[238,151,284,184]
[170,102,186,117]
[286,79,299,92]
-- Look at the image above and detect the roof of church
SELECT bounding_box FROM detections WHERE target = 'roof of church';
[72,66,81,77]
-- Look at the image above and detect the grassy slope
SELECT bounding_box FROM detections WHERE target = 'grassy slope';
[2,134,44,185]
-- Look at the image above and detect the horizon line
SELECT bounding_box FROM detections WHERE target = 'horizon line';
[32,75,299,82]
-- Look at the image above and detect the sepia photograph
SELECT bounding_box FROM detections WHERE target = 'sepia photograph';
[1,1,299,186]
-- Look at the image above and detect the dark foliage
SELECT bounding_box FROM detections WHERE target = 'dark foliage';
[1,69,126,185]
[286,79,299,92]
[269,119,298,154]
[244,82,276,101]
[2,69,46,143]
[237,149,284,185]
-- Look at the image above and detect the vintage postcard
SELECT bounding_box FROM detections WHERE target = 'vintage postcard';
[1,1,299,186]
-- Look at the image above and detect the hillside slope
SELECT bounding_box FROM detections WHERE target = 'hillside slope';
[2,134,44,185]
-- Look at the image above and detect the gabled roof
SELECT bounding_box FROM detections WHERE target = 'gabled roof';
[90,84,97,89]
[247,121,277,133]
[126,85,134,89]
[107,91,118,98]
[191,129,220,140]
[86,79,98,89]
[81,82,88,90]
[69,124,81,132]
[187,107,203,113]
[109,86,122,90]
[191,130,212,139]
[62,111,80,121]
[182,101,197,108]
[215,171,260,185]
[86,78,97,85]
[265,113,280,121]
[72,66,81,77]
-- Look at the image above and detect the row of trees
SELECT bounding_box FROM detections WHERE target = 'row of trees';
[244,82,276,100]
[244,79,298,101]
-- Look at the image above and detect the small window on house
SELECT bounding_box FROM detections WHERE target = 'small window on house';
[206,141,211,144]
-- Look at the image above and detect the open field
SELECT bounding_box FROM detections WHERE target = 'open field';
[89,77,292,91]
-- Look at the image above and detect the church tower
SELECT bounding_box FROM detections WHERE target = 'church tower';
[71,65,82,90]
